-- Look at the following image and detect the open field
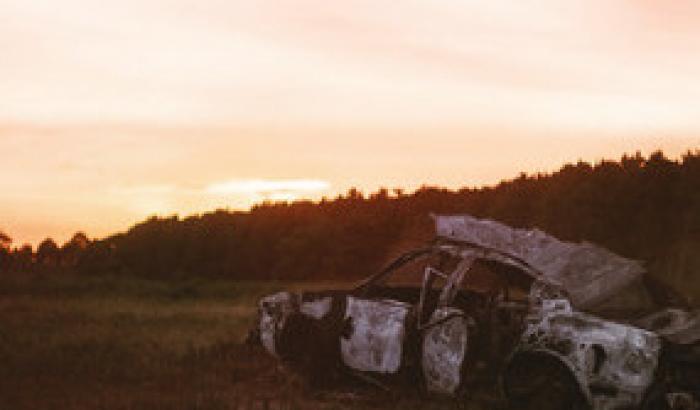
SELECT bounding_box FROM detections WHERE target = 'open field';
[0,275,489,410]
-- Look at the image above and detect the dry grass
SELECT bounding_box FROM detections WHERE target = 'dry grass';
[0,275,487,410]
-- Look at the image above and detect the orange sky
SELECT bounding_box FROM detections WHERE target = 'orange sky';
[1,0,699,246]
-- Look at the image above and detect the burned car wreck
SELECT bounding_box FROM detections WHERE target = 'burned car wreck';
[250,215,700,409]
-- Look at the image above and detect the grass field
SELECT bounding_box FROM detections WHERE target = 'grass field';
[0,275,484,410]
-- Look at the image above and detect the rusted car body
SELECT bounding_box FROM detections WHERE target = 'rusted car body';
[250,215,700,409]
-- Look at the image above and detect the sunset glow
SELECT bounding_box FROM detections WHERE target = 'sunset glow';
[1,0,699,245]
[206,179,330,196]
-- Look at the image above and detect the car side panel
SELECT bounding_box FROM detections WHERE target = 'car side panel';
[340,296,410,374]
[422,307,469,395]
[516,299,661,410]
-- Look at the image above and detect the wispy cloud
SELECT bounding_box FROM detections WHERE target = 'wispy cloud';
[100,179,330,215]
[3,0,700,129]
[206,179,330,196]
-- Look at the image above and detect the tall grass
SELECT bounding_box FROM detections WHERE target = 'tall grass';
[0,275,347,409]
[3,275,477,409]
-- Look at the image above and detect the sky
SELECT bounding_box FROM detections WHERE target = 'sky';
[1,0,700,246]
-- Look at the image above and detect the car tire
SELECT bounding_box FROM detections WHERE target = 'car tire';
[504,353,589,410]
[640,382,671,410]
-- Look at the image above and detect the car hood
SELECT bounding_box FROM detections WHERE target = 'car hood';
[634,308,700,345]
[434,214,646,310]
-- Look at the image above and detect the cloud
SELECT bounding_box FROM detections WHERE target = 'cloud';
[206,179,330,196]
[3,0,700,130]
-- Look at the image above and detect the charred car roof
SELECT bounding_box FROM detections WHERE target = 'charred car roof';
[433,214,646,310]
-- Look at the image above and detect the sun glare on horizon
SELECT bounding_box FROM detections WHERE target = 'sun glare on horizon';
[1,0,699,245]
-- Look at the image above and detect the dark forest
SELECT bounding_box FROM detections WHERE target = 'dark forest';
[2,150,700,298]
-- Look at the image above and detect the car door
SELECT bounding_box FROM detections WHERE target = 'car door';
[340,296,411,374]
[420,255,476,395]
[340,249,435,375]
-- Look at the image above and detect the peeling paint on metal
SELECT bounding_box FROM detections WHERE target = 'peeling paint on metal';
[422,307,469,395]
[299,296,333,320]
[258,291,298,357]
[340,297,409,374]
[519,298,661,410]
[435,214,645,309]
[634,308,700,345]
[529,279,569,309]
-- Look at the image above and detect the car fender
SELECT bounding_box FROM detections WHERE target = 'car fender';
[510,299,662,410]
[503,347,594,407]
[258,291,300,357]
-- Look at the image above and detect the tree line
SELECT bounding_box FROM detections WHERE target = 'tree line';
[2,150,700,290]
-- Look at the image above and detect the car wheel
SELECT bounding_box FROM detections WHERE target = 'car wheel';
[640,383,671,410]
[504,354,588,410]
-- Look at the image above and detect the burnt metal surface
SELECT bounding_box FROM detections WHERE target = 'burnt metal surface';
[252,214,698,409]
[634,308,700,345]
[421,307,470,395]
[258,291,299,357]
[299,296,333,320]
[340,297,410,374]
[516,298,661,410]
[258,292,337,358]
[435,214,645,309]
